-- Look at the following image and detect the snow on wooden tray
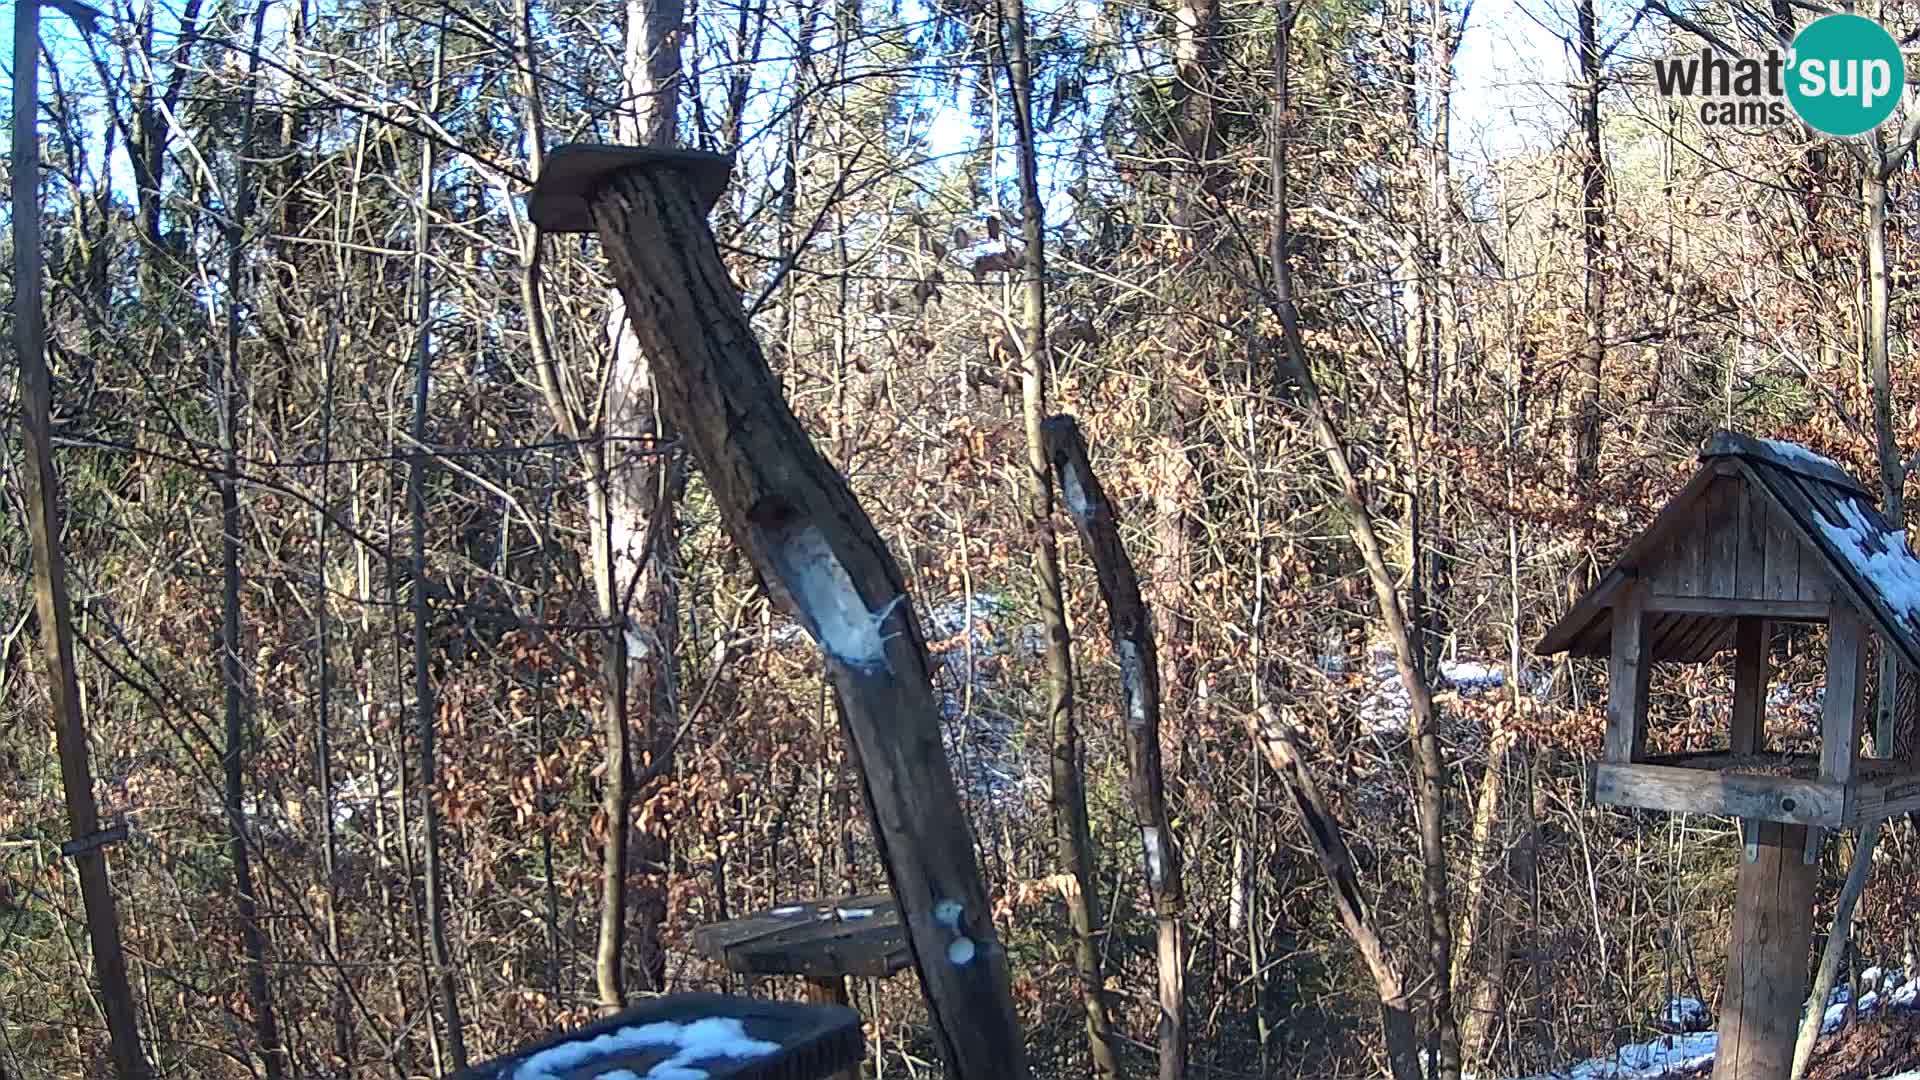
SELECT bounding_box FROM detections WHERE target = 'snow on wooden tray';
[451,993,862,1080]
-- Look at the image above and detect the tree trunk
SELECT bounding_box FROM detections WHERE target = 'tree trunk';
[217,9,285,1075]
[1568,0,1608,520]
[1245,707,1424,1080]
[1044,416,1187,1080]
[591,0,687,1009]
[566,156,1031,1078]
[409,35,466,1068]
[13,7,148,1076]
[1000,0,1119,1070]
[1268,4,1457,1075]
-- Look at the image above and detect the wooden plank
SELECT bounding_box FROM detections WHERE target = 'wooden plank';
[1538,570,1626,657]
[1847,770,1920,824]
[1761,490,1802,602]
[693,896,911,979]
[1705,477,1741,597]
[564,157,1029,1077]
[1730,618,1770,755]
[1591,762,1845,826]
[1607,582,1652,764]
[1737,478,1770,600]
[1824,600,1867,785]
[1711,821,1816,1080]
[1644,596,1828,620]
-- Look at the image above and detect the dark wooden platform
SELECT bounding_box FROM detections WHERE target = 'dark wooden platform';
[1592,752,1920,827]
[693,895,912,980]
[449,992,862,1080]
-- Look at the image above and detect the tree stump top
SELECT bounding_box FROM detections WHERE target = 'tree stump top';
[694,895,913,980]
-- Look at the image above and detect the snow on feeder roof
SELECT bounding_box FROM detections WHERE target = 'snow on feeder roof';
[1537,430,1920,836]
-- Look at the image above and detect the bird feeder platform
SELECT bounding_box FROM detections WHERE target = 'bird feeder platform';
[1540,431,1920,842]
[449,992,863,1080]
[1539,431,1920,1080]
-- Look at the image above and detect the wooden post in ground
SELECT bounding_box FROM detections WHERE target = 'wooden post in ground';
[13,4,149,1078]
[530,145,1029,1080]
[1712,821,1816,1080]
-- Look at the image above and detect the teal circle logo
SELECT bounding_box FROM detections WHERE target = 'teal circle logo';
[1787,14,1904,136]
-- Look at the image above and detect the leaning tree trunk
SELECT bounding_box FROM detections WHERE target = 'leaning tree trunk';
[537,149,1032,1078]
[1268,2,1457,1074]
[13,5,148,1076]
[999,0,1119,1070]
[1045,416,1187,1080]
[1246,708,1424,1080]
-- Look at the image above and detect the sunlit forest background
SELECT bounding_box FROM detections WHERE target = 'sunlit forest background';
[11,0,1920,1074]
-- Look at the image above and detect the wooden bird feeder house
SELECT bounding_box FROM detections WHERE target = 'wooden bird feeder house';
[1539,430,1920,1079]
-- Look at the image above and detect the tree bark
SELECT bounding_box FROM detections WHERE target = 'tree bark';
[13,5,149,1076]
[1245,707,1424,1080]
[1268,4,1458,1075]
[217,8,285,1075]
[1568,0,1609,568]
[1044,415,1187,1080]
[572,157,1031,1079]
[590,0,687,1009]
[409,34,466,1069]
[999,0,1120,1070]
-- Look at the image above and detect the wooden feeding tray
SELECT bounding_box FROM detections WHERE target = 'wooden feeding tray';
[693,894,912,984]
[1540,431,1920,1080]
[449,992,862,1080]
[1592,751,1920,828]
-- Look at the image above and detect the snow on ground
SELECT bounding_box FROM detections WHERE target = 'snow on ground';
[1497,972,1920,1080]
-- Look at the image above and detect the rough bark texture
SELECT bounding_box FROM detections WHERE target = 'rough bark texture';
[1269,5,1457,1074]
[582,163,1030,1080]
[1568,0,1608,505]
[1245,707,1423,1080]
[409,99,467,1066]
[1002,0,1119,1070]
[1044,414,1188,1080]
[216,9,287,1072]
[593,0,686,1008]
[14,6,149,1075]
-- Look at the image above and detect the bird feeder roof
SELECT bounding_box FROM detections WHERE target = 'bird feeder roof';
[1537,431,1920,670]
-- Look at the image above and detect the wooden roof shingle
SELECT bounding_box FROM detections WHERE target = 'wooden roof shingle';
[1537,431,1920,670]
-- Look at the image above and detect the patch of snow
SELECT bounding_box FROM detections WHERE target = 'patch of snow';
[512,1017,778,1080]
[1659,996,1710,1032]
[596,1071,646,1080]
[1814,496,1920,628]
[770,905,804,916]
[933,899,963,929]
[1443,660,1506,692]
[1758,437,1846,475]
[765,522,906,673]
[835,907,875,919]
[947,937,976,965]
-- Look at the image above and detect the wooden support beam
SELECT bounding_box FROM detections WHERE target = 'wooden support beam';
[1730,617,1770,756]
[1644,596,1828,621]
[533,147,1029,1079]
[804,976,858,1080]
[1711,822,1816,1080]
[1824,601,1868,786]
[1606,581,1651,764]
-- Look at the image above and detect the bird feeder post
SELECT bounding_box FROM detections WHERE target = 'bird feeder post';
[1540,432,1920,1080]
[528,145,1029,1080]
